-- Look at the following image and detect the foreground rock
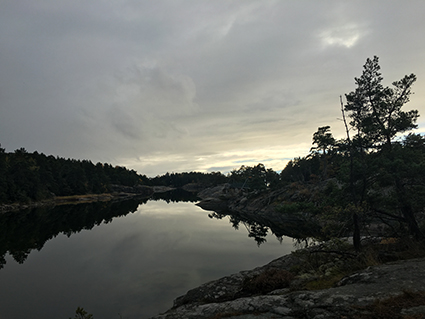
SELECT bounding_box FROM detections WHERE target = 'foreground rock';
[149,255,425,319]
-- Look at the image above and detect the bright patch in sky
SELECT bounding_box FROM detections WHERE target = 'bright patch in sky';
[320,24,363,48]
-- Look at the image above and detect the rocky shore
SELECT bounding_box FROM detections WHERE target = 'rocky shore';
[148,184,425,319]
[195,183,326,239]
[149,247,425,319]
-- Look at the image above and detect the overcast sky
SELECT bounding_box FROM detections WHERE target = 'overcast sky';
[1,1,425,176]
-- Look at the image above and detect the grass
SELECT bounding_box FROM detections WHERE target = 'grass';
[290,237,425,291]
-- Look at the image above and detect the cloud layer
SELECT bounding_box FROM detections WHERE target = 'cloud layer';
[1,1,425,176]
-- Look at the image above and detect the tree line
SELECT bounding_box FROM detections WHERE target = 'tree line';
[0,148,151,203]
[0,146,275,204]
[0,147,235,204]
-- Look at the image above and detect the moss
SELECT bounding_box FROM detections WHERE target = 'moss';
[352,290,425,319]
[305,273,346,290]
[292,237,425,294]
[241,268,295,295]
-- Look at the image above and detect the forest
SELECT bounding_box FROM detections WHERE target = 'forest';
[0,148,151,203]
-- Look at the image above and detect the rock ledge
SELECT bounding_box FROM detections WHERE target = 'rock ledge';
[149,256,425,319]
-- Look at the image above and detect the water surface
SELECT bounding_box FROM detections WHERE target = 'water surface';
[0,199,294,318]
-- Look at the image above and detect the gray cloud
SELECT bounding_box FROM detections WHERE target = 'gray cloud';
[1,0,425,176]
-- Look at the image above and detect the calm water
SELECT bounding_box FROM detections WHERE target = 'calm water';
[0,198,294,319]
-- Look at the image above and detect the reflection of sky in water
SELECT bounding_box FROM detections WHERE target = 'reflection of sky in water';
[0,201,294,319]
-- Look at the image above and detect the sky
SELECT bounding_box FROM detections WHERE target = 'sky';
[1,1,425,177]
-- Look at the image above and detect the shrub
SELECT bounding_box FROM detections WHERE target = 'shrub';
[241,268,294,295]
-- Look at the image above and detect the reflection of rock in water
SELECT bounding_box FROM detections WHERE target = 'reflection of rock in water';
[205,208,320,245]
[196,184,322,241]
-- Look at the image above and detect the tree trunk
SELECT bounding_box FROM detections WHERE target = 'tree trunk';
[341,96,362,251]
[353,212,361,252]
[395,178,423,239]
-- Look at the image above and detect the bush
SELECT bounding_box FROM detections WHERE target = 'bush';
[241,268,294,295]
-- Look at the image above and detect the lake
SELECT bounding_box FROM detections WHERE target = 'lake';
[0,197,294,319]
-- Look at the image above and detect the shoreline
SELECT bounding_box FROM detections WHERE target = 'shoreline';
[0,192,143,213]
[0,185,177,214]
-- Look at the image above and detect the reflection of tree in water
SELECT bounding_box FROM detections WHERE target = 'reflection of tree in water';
[0,198,147,269]
[150,188,200,203]
[208,212,283,246]
[0,189,204,270]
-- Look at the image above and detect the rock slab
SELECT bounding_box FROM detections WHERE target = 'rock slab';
[149,257,425,319]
